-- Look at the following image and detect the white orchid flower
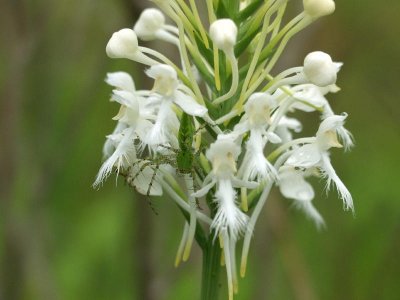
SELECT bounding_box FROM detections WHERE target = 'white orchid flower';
[193,134,257,237]
[94,73,155,187]
[236,93,279,181]
[290,84,354,150]
[285,114,354,211]
[144,64,207,147]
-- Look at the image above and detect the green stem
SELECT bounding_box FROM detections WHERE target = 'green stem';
[201,233,222,300]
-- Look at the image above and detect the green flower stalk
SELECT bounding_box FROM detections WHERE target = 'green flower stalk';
[94,0,354,299]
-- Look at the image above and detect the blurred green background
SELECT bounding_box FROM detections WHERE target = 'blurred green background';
[1,0,399,299]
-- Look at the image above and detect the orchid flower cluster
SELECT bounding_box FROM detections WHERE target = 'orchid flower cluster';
[95,0,353,298]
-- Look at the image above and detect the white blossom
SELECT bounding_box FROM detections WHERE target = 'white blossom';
[286,114,354,211]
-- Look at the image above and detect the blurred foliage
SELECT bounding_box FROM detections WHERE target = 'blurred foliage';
[0,0,399,299]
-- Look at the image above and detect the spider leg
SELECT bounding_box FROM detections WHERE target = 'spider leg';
[127,160,153,186]
[145,195,159,215]
[189,169,202,210]
[155,144,179,154]
[146,162,160,197]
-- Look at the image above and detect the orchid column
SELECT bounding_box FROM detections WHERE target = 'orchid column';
[95,0,354,299]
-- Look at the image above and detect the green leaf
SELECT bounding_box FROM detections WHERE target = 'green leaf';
[193,34,213,65]
[235,24,262,57]
[236,0,264,23]
[222,0,240,19]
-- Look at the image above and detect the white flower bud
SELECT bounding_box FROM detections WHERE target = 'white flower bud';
[133,8,165,41]
[303,51,342,87]
[146,64,179,96]
[303,0,335,18]
[209,19,238,53]
[106,28,139,59]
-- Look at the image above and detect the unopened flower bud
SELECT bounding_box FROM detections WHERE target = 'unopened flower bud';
[303,51,342,87]
[209,19,238,54]
[303,0,335,19]
[106,28,139,59]
[134,8,165,41]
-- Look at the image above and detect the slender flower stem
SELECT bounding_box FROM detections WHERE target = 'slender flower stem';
[206,0,216,23]
[159,177,212,225]
[240,151,291,277]
[182,174,197,261]
[188,0,210,48]
[213,51,239,104]
[201,234,222,300]
[213,45,221,91]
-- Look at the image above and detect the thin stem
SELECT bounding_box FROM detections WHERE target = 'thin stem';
[240,152,290,277]
[201,233,222,300]
[182,174,197,261]
[175,222,190,267]
[213,45,221,91]
[239,13,271,103]
[234,12,306,110]
[206,0,216,23]
[213,51,239,104]
[159,177,212,225]
[222,231,234,300]
[169,5,205,105]
[189,0,210,48]
[139,47,192,88]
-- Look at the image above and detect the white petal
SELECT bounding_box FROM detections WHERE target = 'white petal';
[243,132,278,181]
[111,90,139,110]
[135,119,153,142]
[191,179,216,198]
[129,160,162,196]
[279,168,315,201]
[146,64,179,96]
[231,177,259,189]
[211,179,248,240]
[265,132,282,144]
[286,144,321,168]
[295,201,325,229]
[337,126,354,151]
[106,72,135,92]
[145,100,179,146]
[174,91,208,116]
[292,84,327,111]
[320,153,354,211]
[93,128,136,187]
[317,113,347,136]
[102,122,127,159]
